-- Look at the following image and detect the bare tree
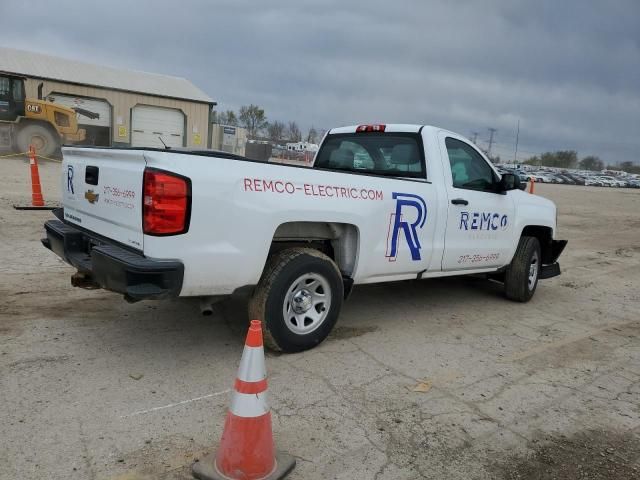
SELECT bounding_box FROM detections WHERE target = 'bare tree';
[217,110,238,126]
[306,126,318,144]
[524,151,578,169]
[286,121,302,142]
[579,155,604,171]
[266,121,286,143]
[239,104,268,139]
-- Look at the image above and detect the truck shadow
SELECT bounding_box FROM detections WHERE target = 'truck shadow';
[218,274,506,338]
[37,274,516,361]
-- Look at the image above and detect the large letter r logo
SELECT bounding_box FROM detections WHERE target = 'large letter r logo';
[386,192,427,261]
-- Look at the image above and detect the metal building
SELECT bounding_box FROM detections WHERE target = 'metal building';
[0,47,214,149]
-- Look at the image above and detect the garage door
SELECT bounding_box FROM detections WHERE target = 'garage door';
[131,105,184,148]
[47,93,111,128]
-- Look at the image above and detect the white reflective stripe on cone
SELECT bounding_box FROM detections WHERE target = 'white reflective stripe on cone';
[236,345,267,383]
[229,391,269,418]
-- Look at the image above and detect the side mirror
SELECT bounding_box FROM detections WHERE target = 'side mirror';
[498,173,521,192]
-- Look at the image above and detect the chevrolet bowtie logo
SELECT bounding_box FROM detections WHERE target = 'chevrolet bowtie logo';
[84,189,99,204]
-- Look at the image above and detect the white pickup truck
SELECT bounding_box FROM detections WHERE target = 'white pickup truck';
[43,124,566,352]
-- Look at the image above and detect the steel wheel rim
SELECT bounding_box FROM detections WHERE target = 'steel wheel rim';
[31,134,46,151]
[528,251,539,290]
[283,273,331,335]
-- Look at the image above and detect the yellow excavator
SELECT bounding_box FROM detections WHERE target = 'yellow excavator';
[0,73,98,157]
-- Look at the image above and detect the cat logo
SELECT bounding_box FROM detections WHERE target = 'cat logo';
[26,103,42,114]
[84,189,99,204]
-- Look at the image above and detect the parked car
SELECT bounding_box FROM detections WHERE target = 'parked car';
[597,176,620,187]
[556,174,575,185]
[585,177,604,187]
[549,175,565,184]
[531,174,553,183]
[562,173,584,185]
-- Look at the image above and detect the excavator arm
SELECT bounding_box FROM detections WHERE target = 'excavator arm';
[72,107,100,121]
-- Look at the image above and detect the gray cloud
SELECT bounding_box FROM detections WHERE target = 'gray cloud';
[1,0,638,163]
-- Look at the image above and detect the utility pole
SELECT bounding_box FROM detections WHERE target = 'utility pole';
[470,131,479,144]
[487,127,497,158]
[513,119,520,164]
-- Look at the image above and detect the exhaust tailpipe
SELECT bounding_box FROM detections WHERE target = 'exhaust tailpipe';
[199,296,223,316]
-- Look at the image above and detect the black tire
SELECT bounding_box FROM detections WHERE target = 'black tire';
[16,123,59,158]
[10,138,22,153]
[248,248,343,353]
[504,236,541,302]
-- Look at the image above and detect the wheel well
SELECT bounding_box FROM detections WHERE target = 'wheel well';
[269,222,359,278]
[521,225,554,264]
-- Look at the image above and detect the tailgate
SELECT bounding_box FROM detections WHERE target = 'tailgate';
[61,147,146,250]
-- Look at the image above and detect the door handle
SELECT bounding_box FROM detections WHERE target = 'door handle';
[451,198,469,206]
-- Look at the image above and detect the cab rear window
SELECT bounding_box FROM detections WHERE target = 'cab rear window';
[315,133,425,179]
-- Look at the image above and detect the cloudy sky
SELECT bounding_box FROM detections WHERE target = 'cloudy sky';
[2,0,639,164]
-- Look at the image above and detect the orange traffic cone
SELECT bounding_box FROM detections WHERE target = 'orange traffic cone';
[13,145,55,210]
[29,145,45,207]
[529,177,536,194]
[193,320,295,480]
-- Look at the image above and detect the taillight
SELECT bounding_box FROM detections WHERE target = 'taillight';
[143,168,191,235]
[356,124,386,132]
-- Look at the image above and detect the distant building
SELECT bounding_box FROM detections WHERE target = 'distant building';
[286,141,318,152]
[0,47,214,148]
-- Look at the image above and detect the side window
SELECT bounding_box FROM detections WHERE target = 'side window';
[445,137,497,192]
[0,77,10,99]
[12,79,23,102]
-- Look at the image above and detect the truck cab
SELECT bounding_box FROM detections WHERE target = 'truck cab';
[312,125,559,280]
[0,74,25,121]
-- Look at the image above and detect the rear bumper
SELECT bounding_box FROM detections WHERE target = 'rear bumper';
[42,219,183,301]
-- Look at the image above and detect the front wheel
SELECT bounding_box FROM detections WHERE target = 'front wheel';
[248,248,343,353]
[16,123,59,158]
[504,236,541,302]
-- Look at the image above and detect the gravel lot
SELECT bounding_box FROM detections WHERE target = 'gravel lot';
[1,155,639,479]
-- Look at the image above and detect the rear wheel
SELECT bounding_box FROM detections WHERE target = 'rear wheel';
[504,236,541,302]
[16,123,59,158]
[248,248,343,353]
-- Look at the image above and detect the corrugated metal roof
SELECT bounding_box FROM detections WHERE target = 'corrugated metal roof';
[0,47,212,103]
